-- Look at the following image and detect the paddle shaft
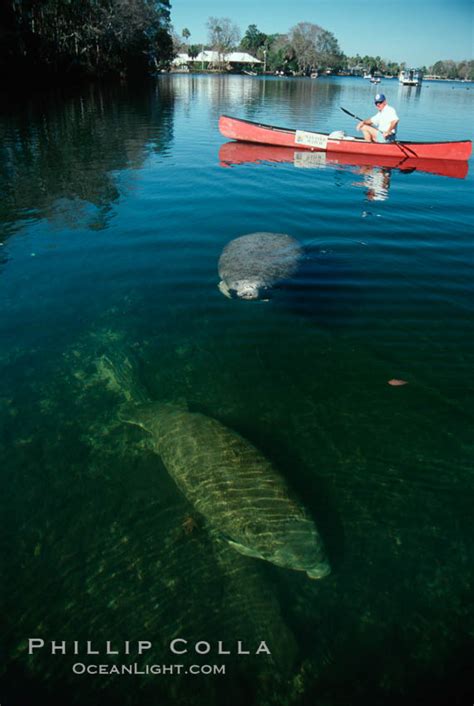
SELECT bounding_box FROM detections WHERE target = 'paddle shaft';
[340,107,418,158]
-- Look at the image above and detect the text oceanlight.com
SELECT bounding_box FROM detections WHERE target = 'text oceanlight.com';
[72,663,226,676]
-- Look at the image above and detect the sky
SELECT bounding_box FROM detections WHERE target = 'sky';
[169,0,474,67]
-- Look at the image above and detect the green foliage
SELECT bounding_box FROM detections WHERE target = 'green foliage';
[287,22,344,74]
[1,0,174,82]
[345,54,402,75]
[252,34,295,73]
[5,5,470,83]
[240,24,267,55]
[430,59,474,79]
[345,55,473,80]
[188,45,201,60]
[314,29,344,70]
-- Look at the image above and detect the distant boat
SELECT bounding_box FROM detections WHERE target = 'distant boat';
[242,70,257,76]
[399,69,423,86]
[310,72,318,79]
[364,72,381,82]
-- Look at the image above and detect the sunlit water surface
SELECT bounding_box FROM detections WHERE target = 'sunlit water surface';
[1,76,473,706]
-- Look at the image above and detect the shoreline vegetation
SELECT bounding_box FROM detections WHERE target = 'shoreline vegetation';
[1,4,472,90]
[1,0,174,87]
[168,68,473,83]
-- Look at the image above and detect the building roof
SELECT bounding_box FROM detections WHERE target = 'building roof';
[226,52,262,64]
[172,53,191,66]
[172,51,261,66]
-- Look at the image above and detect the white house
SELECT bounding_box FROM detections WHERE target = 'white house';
[172,53,192,66]
[172,51,261,68]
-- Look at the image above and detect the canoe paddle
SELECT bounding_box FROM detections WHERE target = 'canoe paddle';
[340,107,418,158]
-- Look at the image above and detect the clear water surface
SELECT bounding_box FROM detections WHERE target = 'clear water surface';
[1,75,473,706]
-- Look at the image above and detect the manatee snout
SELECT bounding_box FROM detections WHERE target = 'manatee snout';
[218,279,266,300]
[232,279,264,300]
[267,520,331,580]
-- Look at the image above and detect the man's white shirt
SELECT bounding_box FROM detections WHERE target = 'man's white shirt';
[371,105,399,135]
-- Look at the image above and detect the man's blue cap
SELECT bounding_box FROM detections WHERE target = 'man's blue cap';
[374,93,386,104]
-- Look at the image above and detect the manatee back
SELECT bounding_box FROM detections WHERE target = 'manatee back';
[218,232,302,291]
[151,408,325,567]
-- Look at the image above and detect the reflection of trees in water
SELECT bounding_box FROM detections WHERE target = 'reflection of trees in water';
[167,75,342,128]
[252,78,343,126]
[166,75,262,116]
[0,81,176,236]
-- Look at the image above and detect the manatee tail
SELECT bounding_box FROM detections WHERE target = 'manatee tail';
[95,346,149,404]
[94,343,190,429]
[119,402,159,430]
[119,401,188,432]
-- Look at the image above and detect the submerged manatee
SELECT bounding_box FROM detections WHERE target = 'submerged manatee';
[120,402,330,579]
[218,232,302,300]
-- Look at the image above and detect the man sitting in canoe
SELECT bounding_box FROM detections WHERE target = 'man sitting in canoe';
[356,93,399,143]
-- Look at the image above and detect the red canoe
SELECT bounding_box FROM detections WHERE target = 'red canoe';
[219,115,472,161]
[219,141,469,180]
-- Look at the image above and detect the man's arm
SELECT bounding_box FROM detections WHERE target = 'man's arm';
[383,118,399,138]
[357,117,373,131]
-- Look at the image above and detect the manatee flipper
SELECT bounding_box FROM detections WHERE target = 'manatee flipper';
[214,530,266,560]
[218,280,232,298]
[226,539,265,560]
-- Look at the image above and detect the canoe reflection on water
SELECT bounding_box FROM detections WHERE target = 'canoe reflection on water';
[219,142,469,197]
[351,164,392,202]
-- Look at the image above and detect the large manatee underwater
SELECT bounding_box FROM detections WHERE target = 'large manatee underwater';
[218,232,303,300]
[120,401,330,580]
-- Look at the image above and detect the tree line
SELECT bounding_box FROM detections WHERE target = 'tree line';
[429,59,474,80]
[173,20,345,75]
[174,20,474,79]
[0,0,174,84]
[2,5,471,84]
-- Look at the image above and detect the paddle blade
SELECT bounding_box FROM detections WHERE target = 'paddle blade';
[340,107,363,122]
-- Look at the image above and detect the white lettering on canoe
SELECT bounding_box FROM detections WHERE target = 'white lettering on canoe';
[294,130,328,150]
